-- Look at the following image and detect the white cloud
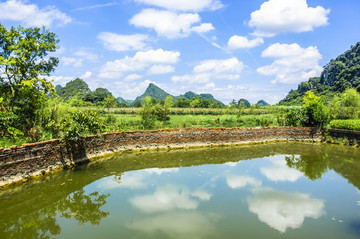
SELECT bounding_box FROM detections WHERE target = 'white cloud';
[98,32,150,52]
[194,58,243,74]
[74,49,99,61]
[133,49,180,64]
[192,23,215,33]
[260,156,304,182]
[249,0,330,37]
[114,80,156,99]
[0,0,71,27]
[99,49,180,79]
[130,185,200,213]
[228,35,264,49]
[147,65,175,75]
[130,9,213,38]
[124,74,143,82]
[47,75,73,86]
[61,57,83,67]
[248,188,325,233]
[257,43,322,84]
[172,58,243,85]
[226,175,262,189]
[135,0,224,12]
[79,71,93,80]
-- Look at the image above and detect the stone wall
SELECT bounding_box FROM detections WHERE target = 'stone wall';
[0,127,322,187]
[328,129,360,143]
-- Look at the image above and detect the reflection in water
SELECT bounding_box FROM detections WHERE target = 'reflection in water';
[130,185,212,213]
[285,155,328,181]
[127,212,220,239]
[97,167,180,190]
[1,143,360,238]
[2,207,60,239]
[143,168,180,175]
[248,188,325,233]
[0,189,109,238]
[261,156,304,182]
[57,189,110,225]
[226,175,262,189]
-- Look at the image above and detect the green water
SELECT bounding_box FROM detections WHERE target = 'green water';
[1,142,360,238]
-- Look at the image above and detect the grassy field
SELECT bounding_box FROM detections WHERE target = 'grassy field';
[1,106,284,148]
[100,112,279,132]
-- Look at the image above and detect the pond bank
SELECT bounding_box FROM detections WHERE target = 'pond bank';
[0,127,356,187]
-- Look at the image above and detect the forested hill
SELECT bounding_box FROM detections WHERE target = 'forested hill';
[280,42,360,105]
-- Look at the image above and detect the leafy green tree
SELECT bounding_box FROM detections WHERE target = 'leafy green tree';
[330,88,360,119]
[0,24,59,131]
[174,97,190,108]
[301,91,330,128]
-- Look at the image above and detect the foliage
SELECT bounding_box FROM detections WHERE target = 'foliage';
[284,108,303,127]
[330,120,360,131]
[238,98,251,108]
[280,42,360,105]
[0,24,59,131]
[329,88,360,119]
[60,110,104,141]
[301,91,330,128]
[56,78,90,100]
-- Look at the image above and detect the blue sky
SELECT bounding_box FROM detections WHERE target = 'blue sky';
[1,0,359,104]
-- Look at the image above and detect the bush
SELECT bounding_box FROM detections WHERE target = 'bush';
[330,120,360,131]
[60,111,105,141]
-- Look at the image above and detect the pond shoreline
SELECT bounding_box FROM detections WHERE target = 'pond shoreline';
[0,126,357,188]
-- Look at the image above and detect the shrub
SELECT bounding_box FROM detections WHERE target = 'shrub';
[330,120,360,131]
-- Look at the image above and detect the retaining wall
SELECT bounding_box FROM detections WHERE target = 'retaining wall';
[0,127,322,187]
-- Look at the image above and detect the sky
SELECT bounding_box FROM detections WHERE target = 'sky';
[1,0,360,104]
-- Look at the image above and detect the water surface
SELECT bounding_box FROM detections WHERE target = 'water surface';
[1,142,360,238]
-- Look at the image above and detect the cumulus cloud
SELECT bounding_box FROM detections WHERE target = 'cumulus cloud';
[124,74,143,82]
[257,43,322,84]
[249,0,330,37]
[98,32,150,52]
[248,188,325,233]
[192,23,215,33]
[73,49,99,61]
[61,57,83,67]
[134,0,224,12]
[99,49,180,79]
[130,9,213,38]
[147,65,175,75]
[79,71,93,80]
[172,58,243,85]
[228,35,264,49]
[0,0,71,27]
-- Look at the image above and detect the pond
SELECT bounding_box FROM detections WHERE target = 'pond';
[0,142,360,238]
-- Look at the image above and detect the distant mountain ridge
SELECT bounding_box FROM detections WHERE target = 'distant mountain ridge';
[132,83,224,106]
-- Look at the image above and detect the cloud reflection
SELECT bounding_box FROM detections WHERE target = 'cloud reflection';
[248,188,325,233]
[127,212,219,239]
[226,175,262,189]
[130,185,212,213]
[96,168,180,190]
[260,157,304,182]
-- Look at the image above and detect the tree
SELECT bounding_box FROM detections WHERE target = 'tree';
[0,24,59,131]
[301,91,330,128]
